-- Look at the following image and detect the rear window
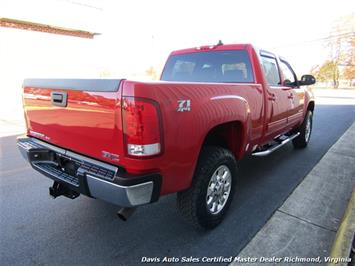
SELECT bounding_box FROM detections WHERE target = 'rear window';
[161,50,254,83]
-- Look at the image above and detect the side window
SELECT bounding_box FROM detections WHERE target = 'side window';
[261,56,281,86]
[280,60,296,85]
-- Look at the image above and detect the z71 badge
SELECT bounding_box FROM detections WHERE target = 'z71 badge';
[177,99,191,112]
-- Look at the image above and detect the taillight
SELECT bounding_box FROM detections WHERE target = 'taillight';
[122,96,163,157]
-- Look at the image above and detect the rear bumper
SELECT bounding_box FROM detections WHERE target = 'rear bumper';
[17,136,161,207]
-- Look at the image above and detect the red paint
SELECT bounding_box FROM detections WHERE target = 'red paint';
[23,44,314,196]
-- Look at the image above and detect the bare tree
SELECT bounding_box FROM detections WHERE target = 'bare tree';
[326,13,355,88]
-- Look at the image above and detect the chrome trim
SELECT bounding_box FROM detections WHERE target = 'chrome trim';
[260,50,276,58]
[31,138,66,154]
[29,137,118,175]
[206,165,232,215]
[86,174,154,207]
[17,141,32,160]
[23,78,122,92]
[210,95,247,102]
[305,115,312,143]
[51,91,67,107]
[17,137,155,207]
[252,133,300,157]
[29,130,44,138]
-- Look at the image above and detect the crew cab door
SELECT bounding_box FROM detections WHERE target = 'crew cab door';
[279,59,305,128]
[260,54,290,139]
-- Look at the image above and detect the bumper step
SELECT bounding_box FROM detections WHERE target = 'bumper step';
[17,136,161,207]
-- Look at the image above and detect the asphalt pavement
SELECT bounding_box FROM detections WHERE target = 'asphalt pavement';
[1,102,355,265]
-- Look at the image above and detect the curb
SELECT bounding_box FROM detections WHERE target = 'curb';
[328,189,355,265]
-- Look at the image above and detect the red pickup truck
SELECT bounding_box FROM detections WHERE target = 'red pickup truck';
[18,43,315,229]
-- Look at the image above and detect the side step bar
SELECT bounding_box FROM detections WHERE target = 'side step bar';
[252,132,300,157]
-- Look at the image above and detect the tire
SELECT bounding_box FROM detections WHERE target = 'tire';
[177,146,237,229]
[292,110,313,149]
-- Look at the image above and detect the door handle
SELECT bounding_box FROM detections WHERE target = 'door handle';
[51,92,68,107]
[268,94,276,101]
[52,94,63,103]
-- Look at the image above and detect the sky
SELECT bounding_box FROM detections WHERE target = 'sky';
[0,0,354,80]
[102,0,355,75]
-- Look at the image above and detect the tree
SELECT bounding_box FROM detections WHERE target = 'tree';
[312,60,340,88]
[146,66,158,80]
[99,69,112,77]
[326,13,355,87]
[342,38,355,86]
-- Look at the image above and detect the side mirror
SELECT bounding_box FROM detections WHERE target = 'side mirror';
[283,79,296,87]
[299,74,316,86]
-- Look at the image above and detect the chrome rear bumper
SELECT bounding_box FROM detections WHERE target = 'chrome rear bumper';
[17,136,161,207]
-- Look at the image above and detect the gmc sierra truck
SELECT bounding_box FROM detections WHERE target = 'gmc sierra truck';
[18,43,315,229]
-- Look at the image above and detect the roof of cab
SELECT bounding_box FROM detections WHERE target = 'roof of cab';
[170,43,254,56]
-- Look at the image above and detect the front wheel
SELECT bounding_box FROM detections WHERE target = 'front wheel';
[177,146,237,229]
[293,110,313,149]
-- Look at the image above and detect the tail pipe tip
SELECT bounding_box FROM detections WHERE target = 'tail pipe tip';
[117,207,137,221]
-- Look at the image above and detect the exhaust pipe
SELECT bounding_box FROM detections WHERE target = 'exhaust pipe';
[117,207,136,221]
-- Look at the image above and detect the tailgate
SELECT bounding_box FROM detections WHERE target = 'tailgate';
[23,79,124,165]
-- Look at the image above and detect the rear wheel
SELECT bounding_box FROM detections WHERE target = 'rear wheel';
[293,110,313,148]
[177,146,237,229]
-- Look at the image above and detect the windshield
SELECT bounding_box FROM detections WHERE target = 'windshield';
[161,50,254,83]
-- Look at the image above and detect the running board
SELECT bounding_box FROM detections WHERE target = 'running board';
[252,132,300,157]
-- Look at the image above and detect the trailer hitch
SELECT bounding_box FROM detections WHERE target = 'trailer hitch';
[49,181,80,199]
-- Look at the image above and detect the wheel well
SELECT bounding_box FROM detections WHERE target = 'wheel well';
[308,101,315,112]
[202,121,243,159]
